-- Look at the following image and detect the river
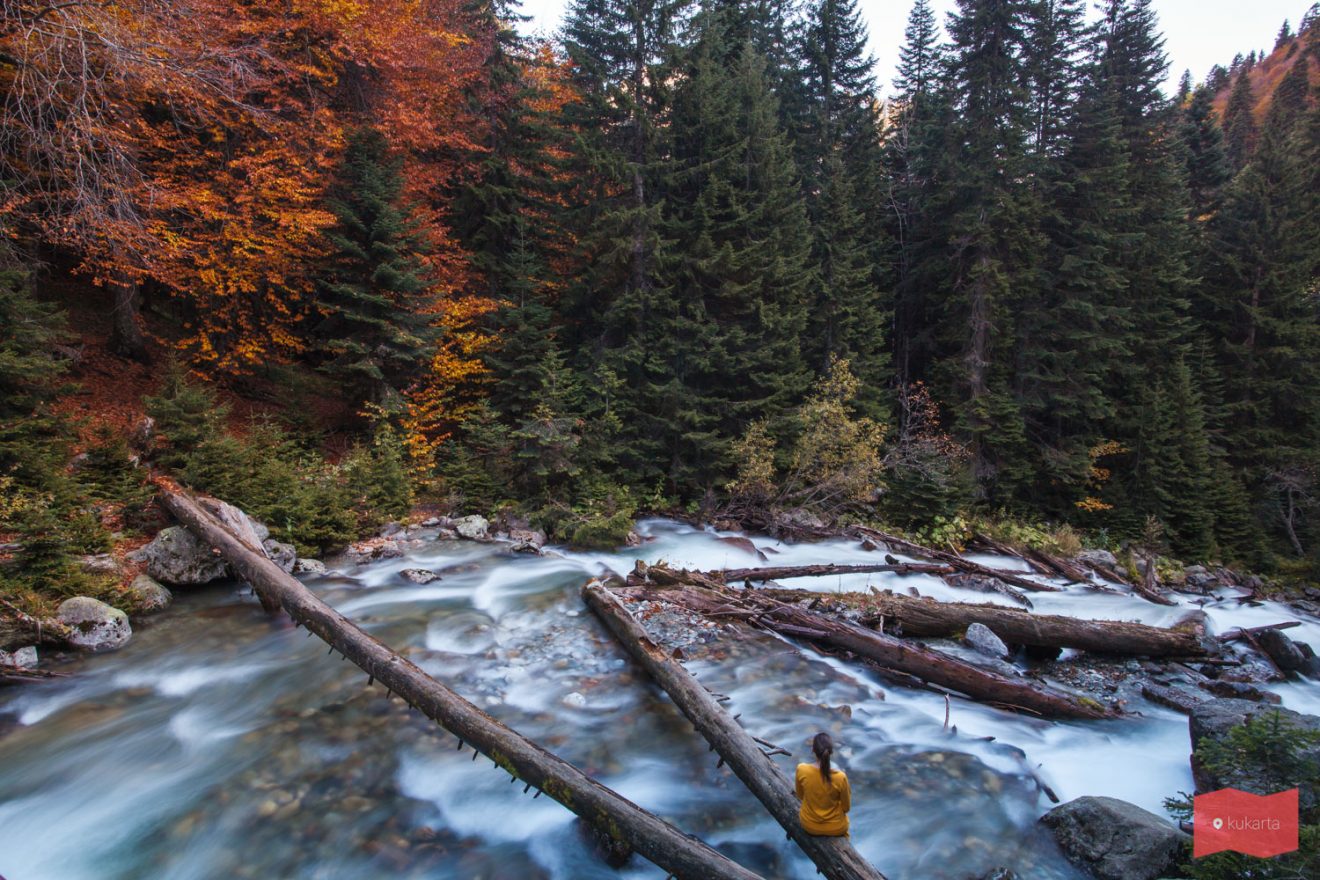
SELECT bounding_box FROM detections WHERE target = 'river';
[2,519,1317,879]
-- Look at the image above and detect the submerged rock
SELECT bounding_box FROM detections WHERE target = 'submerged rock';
[453,515,489,541]
[964,623,1010,660]
[127,573,173,613]
[132,526,229,586]
[57,597,132,652]
[1040,796,1187,880]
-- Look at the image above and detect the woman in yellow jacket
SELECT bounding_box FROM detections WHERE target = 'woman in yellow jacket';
[795,732,851,836]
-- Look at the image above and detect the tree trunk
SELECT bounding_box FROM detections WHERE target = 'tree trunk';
[849,589,1205,657]
[718,562,955,583]
[108,270,149,362]
[0,602,72,653]
[583,581,887,880]
[849,526,1062,593]
[157,483,765,880]
[619,582,1115,721]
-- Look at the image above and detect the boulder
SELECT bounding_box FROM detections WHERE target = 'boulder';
[1078,549,1119,570]
[78,553,122,576]
[1189,698,1320,811]
[261,538,297,574]
[1196,680,1281,704]
[345,537,404,562]
[453,515,489,541]
[131,526,229,586]
[507,528,546,554]
[294,558,328,575]
[401,569,441,585]
[126,574,173,613]
[964,622,1011,660]
[1255,628,1307,672]
[1040,796,1188,880]
[0,646,38,669]
[379,521,406,538]
[57,597,132,652]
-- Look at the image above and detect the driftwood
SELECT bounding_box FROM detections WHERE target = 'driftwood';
[848,526,1062,594]
[618,577,1115,720]
[1134,553,1176,606]
[834,589,1206,657]
[969,534,1089,584]
[1219,621,1301,643]
[583,580,887,880]
[158,483,764,880]
[718,562,954,583]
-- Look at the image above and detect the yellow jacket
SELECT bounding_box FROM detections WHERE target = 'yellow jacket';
[795,762,850,836]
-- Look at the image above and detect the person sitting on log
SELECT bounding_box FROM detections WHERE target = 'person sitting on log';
[795,732,851,836]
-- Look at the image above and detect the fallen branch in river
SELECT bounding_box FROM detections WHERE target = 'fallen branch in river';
[617,573,1116,721]
[157,481,765,880]
[1218,621,1301,643]
[847,526,1062,594]
[717,562,954,583]
[0,599,73,653]
[583,580,887,880]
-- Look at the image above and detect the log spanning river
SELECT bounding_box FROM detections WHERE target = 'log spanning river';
[2,520,1317,879]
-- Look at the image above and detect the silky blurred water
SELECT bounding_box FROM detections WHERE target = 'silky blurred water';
[1,519,1316,879]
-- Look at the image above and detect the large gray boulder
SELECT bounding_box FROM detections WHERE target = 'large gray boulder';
[1040,796,1188,880]
[1078,549,1119,570]
[453,515,489,541]
[0,646,38,669]
[126,574,173,613]
[964,622,1011,659]
[261,538,297,574]
[57,597,132,652]
[1189,698,1320,812]
[132,526,229,586]
[1255,628,1307,672]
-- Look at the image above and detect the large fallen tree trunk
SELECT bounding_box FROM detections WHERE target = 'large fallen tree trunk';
[718,562,954,583]
[617,579,1115,721]
[157,483,764,880]
[583,580,887,880]
[848,526,1062,594]
[833,589,1205,657]
[0,600,73,653]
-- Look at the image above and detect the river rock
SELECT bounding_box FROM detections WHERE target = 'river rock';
[57,597,132,652]
[294,558,328,575]
[1196,680,1281,704]
[1040,796,1188,880]
[127,574,173,613]
[1189,699,1320,811]
[453,515,489,541]
[345,537,404,561]
[1254,628,1306,672]
[400,569,441,585]
[132,526,229,585]
[261,538,297,574]
[1078,549,1118,570]
[507,528,545,553]
[0,646,38,669]
[964,622,1010,659]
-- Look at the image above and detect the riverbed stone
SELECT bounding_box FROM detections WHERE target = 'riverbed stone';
[57,597,132,652]
[0,646,38,669]
[127,573,173,613]
[1189,698,1320,811]
[964,622,1010,659]
[1078,549,1118,570]
[294,558,328,575]
[1254,628,1306,672]
[261,538,297,574]
[507,528,546,553]
[400,569,441,585]
[1040,796,1188,880]
[453,515,489,541]
[132,526,229,585]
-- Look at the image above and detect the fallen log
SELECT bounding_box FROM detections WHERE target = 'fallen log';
[1134,554,1176,606]
[840,589,1205,657]
[1218,621,1301,643]
[157,483,764,880]
[0,599,73,653]
[848,526,1062,594]
[717,562,954,583]
[583,580,887,880]
[619,581,1115,721]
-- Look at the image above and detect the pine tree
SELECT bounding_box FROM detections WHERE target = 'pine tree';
[1022,0,1088,159]
[315,128,438,410]
[1276,19,1293,49]
[1222,68,1257,169]
[1136,359,1215,559]
[1180,84,1232,223]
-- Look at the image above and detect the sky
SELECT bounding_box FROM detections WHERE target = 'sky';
[515,0,1315,97]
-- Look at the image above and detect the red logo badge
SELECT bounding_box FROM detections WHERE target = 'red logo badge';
[1193,788,1299,858]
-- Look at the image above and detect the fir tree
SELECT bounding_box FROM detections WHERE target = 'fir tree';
[1222,68,1257,169]
[315,128,438,410]
[1180,84,1232,223]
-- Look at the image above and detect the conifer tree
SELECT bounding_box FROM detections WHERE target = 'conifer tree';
[1180,84,1232,223]
[315,128,438,410]
[1222,68,1257,169]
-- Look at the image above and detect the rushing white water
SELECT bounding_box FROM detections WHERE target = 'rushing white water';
[1,519,1316,879]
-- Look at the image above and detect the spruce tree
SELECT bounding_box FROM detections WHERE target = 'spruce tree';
[1180,84,1232,223]
[315,128,438,410]
[1222,68,1257,169]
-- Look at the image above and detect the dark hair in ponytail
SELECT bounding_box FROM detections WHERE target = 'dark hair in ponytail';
[812,732,833,783]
